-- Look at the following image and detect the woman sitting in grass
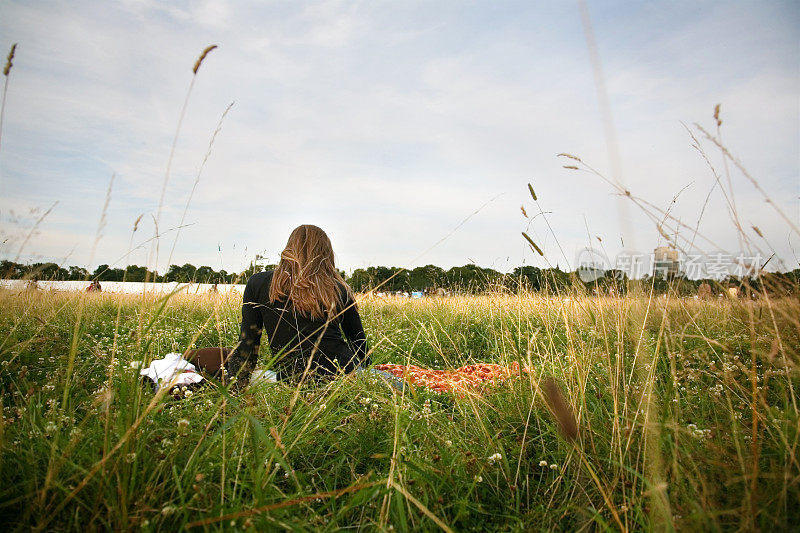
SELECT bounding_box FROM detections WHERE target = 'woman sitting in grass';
[223,224,370,386]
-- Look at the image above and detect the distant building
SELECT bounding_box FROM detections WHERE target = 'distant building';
[653,246,681,279]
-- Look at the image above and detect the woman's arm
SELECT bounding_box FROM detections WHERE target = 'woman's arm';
[340,294,370,368]
[225,276,264,385]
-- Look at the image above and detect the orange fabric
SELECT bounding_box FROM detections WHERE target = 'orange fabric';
[374,362,529,393]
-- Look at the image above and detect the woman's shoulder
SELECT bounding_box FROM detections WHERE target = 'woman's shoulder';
[245,270,274,292]
[336,279,354,302]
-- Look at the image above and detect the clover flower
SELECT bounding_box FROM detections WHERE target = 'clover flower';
[487,453,502,465]
[422,399,432,416]
[687,423,712,439]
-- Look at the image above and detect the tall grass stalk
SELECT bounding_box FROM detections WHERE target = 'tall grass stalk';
[152,44,217,270]
[0,43,17,154]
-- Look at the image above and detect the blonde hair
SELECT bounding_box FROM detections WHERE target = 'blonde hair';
[269,225,350,320]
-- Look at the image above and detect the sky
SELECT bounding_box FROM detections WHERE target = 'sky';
[0,0,798,278]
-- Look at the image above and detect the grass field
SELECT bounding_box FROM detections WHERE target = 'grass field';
[0,287,798,531]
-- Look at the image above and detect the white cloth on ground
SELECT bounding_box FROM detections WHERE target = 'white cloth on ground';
[140,353,277,391]
[140,353,204,391]
[249,368,278,386]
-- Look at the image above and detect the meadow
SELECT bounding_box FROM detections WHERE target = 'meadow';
[0,286,797,531]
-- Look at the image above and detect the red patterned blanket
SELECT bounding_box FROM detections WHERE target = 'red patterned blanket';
[373,362,529,393]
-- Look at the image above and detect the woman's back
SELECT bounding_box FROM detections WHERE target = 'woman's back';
[243,270,367,378]
[225,225,370,383]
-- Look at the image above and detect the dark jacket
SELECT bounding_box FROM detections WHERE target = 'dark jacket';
[225,270,369,382]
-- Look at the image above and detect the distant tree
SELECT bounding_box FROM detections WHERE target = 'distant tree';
[93,264,112,281]
[195,266,216,283]
[409,265,445,291]
[385,267,409,292]
[68,266,89,280]
[584,269,629,296]
[757,271,797,297]
[513,266,542,291]
[348,269,373,292]
[669,277,695,297]
[239,262,264,281]
[363,266,391,291]
[27,262,65,280]
[445,264,502,293]
[539,267,571,294]
[164,264,197,283]
[217,269,232,284]
[1,260,22,278]
[182,263,197,282]
[123,265,155,282]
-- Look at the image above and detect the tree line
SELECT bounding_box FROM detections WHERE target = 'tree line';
[348,264,800,296]
[3,259,798,296]
[0,260,571,292]
[0,260,266,285]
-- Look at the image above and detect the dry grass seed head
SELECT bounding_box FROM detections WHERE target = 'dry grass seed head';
[527,183,537,201]
[3,43,16,76]
[542,377,578,441]
[193,45,218,74]
[521,232,543,256]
